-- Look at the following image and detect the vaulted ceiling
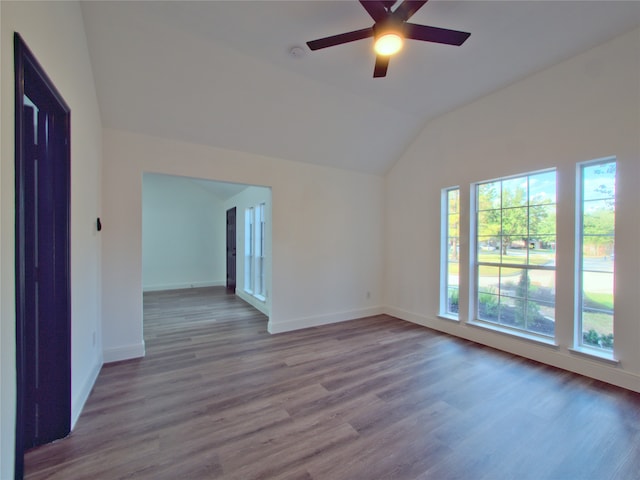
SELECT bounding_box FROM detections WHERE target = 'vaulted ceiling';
[81,1,640,175]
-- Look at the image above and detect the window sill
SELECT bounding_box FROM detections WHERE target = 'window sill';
[467,320,559,348]
[438,314,460,322]
[244,289,266,303]
[568,347,619,365]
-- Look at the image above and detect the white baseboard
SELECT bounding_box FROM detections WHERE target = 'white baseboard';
[71,356,103,430]
[103,342,145,363]
[268,306,384,334]
[384,305,640,394]
[142,280,225,292]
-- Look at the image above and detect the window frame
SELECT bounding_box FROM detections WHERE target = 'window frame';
[472,169,557,340]
[244,203,267,301]
[440,186,460,319]
[244,207,254,294]
[254,203,266,300]
[575,157,616,356]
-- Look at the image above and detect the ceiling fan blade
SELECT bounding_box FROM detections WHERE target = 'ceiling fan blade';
[404,23,470,46]
[373,55,390,78]
[393,1,428,21]
[359,1,389,22]
[307,27,374,50]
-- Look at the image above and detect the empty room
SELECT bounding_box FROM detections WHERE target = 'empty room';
[1,1,640,479]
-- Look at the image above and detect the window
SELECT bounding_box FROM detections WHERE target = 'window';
[244,207,254,293]
[441,187,460,318]
[244,203,266,299]
[254,203,266,298]
[577,159,616,352]
[475,170,557,337]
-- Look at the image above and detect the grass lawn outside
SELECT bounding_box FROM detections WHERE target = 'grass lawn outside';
[584,291,613,310]
[582,311,613,336]
[450,250,614,345]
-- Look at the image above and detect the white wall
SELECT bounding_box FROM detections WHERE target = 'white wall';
[225,185,272,316]
[102,128,385,360]
[1,1,103,477]
[385,28,640,392]
[142,173,226,291]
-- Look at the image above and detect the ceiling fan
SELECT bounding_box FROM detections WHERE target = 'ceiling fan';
[306,0,470,78]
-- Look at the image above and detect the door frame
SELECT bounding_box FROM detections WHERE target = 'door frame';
[14,32,71,477]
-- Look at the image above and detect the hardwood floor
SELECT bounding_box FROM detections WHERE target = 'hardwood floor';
[25,287,640,479]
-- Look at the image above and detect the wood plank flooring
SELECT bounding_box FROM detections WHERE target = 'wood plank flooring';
[25,287,640,479]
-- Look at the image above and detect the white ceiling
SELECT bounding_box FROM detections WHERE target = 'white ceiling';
[80,1,640,175]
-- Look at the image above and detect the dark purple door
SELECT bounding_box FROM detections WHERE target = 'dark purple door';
[226,207,237,292]
[15,33,71,475]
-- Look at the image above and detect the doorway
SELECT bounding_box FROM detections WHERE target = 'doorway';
[14,33,71,476]
[141,174,271,319]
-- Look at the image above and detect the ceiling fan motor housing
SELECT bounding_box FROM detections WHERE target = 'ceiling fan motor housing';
[373,20,406,39]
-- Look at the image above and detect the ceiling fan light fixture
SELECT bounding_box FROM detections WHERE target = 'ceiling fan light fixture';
[374,31,403,56]
[305,1,470,77]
